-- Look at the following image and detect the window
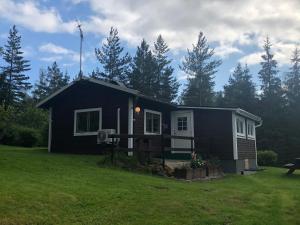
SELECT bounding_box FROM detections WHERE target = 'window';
[236,116,245,137]
[247,121,255,139]
[74,108,101,135]
[144,109,161,134]
[177,117,187,131]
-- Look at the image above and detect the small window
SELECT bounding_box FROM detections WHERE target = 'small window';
[74,108,101,135]
[177,117,187,131]
[247,121,255,139]
[236,116,245,137]
[144,110,161,134]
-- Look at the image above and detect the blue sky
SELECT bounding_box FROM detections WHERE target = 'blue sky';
[1,0,298,93]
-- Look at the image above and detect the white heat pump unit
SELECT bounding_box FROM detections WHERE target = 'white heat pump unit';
[97,129,116,144]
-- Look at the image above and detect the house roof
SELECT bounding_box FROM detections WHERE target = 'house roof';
[37,76,261,122]
[36,76,172,108]
[178,106,262,122]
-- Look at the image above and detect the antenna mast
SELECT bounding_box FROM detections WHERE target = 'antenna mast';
[76,20,83,79]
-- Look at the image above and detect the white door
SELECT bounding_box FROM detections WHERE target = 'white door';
[171,111,194,149]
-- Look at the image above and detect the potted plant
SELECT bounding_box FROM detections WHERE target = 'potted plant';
[190,152,206,179]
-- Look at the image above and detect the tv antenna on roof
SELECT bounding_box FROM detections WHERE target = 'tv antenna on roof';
[76,19,83,79]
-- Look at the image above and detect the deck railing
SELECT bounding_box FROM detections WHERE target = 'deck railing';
[105,134,195,167]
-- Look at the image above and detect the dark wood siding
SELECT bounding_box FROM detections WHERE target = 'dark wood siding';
[48,80,130,153]
[192,109,234,160]
[133,98,174,151]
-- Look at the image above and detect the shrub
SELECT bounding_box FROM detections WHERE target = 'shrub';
[190,152,206,168]
[258,150,278,166]
[2,125,39,147]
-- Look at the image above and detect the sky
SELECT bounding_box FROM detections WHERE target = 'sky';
[0,0,299,93]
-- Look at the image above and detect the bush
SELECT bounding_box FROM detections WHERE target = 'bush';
[2,125,39,147]
[258,150,278,166]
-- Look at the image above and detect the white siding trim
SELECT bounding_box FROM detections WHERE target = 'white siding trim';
[232,112,238,160]
[73,108,102,136]
[128,97,133,149]
[48,107,52,153]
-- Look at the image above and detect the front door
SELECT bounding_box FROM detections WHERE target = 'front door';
[171,111,194,150]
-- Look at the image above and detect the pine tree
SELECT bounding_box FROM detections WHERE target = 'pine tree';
[0,25,31,107]
[258,37,282,98]
[47,62,69,93]
[32,69,49,101]
[223,63,256,111]
[180,32,222,106]
[129,39,158,97]
[89,67,103,80]
[154,35,179,103]
[95,27,131,83]
[285,47,300,106]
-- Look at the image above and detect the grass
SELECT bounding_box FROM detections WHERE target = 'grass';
[0,145,300,225]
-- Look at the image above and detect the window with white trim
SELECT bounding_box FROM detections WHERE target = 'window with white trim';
[236,116,245,137]
[74,108,101,135]
[247,121,255,139]
[144,110,161,134]
[177,117,187,131]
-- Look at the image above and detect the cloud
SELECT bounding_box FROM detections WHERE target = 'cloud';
[214,44,242,58]
[73,0,300,65]
[39,43,81,63]
[239,52,263,65]
[39,43,72,55]
[38,42,97,66]
[239,40,299,66]
[0,0,76,33]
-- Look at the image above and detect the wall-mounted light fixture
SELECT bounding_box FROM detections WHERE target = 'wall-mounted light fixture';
[134,106,141,114]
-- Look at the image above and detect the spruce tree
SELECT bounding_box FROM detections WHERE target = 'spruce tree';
[47,62,70,93]
[223,63,256,111]
[180,32,222,106]
[257,37,286,163]
[285,48,300,106]
[0,25,31,107]
[129,39,158,97]
[32,69,50,101]
[89,67,103,80]
[154,35,179,103]
[258,37,282,98]
[95,27,131,83]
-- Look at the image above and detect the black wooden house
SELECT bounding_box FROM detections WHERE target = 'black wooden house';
[37,77,262,173]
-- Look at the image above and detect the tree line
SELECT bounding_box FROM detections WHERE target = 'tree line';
[1,25,300,164]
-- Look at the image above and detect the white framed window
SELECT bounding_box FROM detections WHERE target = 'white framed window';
[144,109,162,135]
[177,117,188,131]
[236,116,246,138]
[74,108,102,136]
[247,120,255,139]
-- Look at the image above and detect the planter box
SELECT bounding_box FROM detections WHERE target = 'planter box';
[207,166,223,177]
[174,168,206,180]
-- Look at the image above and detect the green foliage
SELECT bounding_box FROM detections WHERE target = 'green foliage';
[222,63,257,111]
[94,27,131,83]
[180,32,222,106]
[153,35,180,103]
[258,150,278,166]
[129,39,158,97]
[2,125,39,147]
[190,152,205,168]
[32,62,69,101]
[0,25,31,107]
[0,104,48,147]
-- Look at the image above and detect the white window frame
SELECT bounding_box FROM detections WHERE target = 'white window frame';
[144,109,162,135]
[236,116,246,138]
[247,120,256,140]
[74,107,102,136]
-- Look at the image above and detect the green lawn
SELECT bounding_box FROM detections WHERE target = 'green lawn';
[0,145,299,225]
